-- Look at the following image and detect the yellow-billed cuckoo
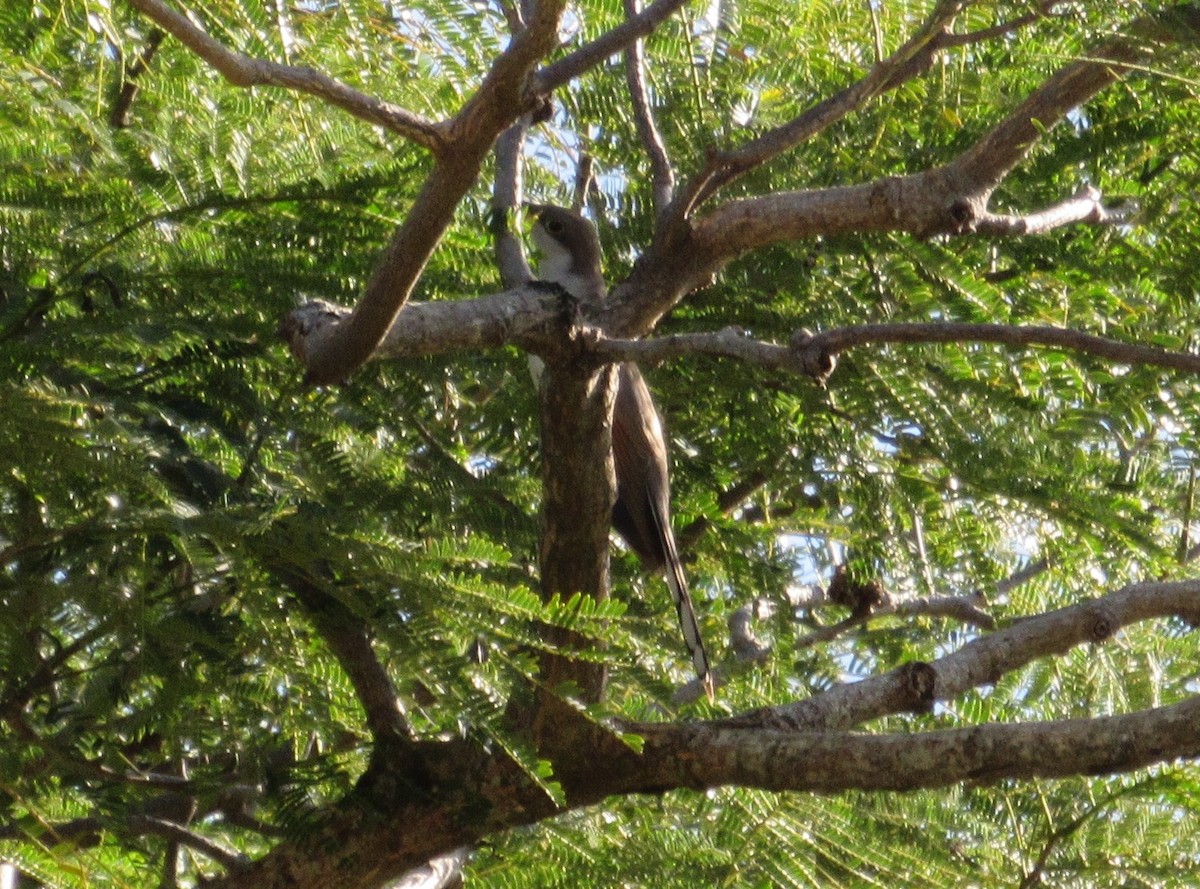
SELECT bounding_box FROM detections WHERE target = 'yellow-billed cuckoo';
[528,204,713,691]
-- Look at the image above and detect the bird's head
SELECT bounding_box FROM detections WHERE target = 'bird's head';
[528,204,603,284]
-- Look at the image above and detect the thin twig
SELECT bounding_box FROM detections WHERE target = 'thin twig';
[623,0,675,211]
[110,28,164,128]
[127,815,248,872]
[535,0,693,91]
[972,185,1134,235]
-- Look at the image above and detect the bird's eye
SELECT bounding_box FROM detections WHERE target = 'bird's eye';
[546,220,563,233]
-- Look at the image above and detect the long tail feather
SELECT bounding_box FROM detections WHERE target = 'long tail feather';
[649,497,715,698]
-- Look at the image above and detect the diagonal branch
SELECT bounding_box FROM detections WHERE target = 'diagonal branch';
[673,0,966,215]
[750,579,1200,732]
[110,27,164,128]
[287,3,568,385]
[127,815,248,872]
[945,14,1195,192]
[941,1,1063,49]
[126,0,445,150]
[608,3,1200,340]
[131,0,570,385]
[266,562,411,742]
[1,814,248,873]
[535,0,694,92]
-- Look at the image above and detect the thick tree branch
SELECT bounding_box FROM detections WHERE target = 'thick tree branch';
[288,3,568,385]
[278,286,566,368]
[532,362,618,708]
[754,579,1200,732]
[283,294,1200,401]
[203,578,1200,887]
[625,695,1200,794]
[689,175,1131,276]
[606,3,1200,339]
[273,4,1198,380]
[126,0,446,150]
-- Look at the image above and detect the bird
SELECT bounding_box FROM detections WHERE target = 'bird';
[528,204,714,695]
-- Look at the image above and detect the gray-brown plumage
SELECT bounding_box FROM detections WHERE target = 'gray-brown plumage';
[529,204,713,692]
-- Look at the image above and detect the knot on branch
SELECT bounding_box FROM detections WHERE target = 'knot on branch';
[789,328,837,385]
[827,565,887,617]
[529,93,555,125]
[899,661,937,713]
[525,281,603,365]
[947,198,978,234]
[277,299,347,369]
[729,599,774,663]
[1087,607,1116,642]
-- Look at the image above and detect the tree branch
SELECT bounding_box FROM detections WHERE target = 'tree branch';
[625,695,1200,795]
[285,2,568,385]
[534,0,694,92]
[791,590,995,650]
[754,579,1200,733]
[127,815,248,873]
[491,118,535,289]
[264,560,410,742]
[673,0,963,214]
[1,812,247,873]
[607,3,1200,339]
[623,0,674,212]
[589,322,1200,383]
[940,2,1062,49]
[278,286,567,370]
[388,847,470,889]
[200,578,1200,887]
[972,184,1135,235]
[955,4,1199,191]
[110,27,164,129]
[126,0,446,150]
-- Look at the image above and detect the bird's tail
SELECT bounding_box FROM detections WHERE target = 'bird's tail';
[651,498,715,699]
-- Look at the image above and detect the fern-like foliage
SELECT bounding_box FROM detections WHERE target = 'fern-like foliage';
[2,0,1200,886]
